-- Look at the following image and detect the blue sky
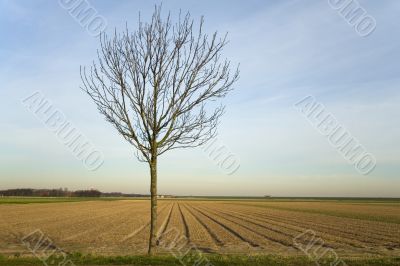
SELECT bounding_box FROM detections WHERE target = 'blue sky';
[0,0,399,197]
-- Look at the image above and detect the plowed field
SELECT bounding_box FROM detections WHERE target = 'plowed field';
[0,200,399,256]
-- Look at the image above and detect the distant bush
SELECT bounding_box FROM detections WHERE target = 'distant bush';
[0,188,100,197]
[73,190,101,197]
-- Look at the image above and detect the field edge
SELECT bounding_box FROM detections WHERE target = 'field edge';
[1,254,399,266]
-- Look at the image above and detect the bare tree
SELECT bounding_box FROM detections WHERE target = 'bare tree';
[80,6,239,255]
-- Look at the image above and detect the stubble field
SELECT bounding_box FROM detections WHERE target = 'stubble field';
[0,199,399,260]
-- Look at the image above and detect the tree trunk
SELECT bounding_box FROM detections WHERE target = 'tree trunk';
[148,155,157,255]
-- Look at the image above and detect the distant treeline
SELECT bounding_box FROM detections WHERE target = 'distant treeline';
[0,189,148,198]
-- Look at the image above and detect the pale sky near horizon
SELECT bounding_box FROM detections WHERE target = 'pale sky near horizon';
[0,0,399,197]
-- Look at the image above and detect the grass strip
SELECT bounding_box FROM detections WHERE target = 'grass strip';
[0,254,399,266]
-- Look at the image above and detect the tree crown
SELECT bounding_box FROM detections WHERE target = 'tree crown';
[81,6,239,163]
